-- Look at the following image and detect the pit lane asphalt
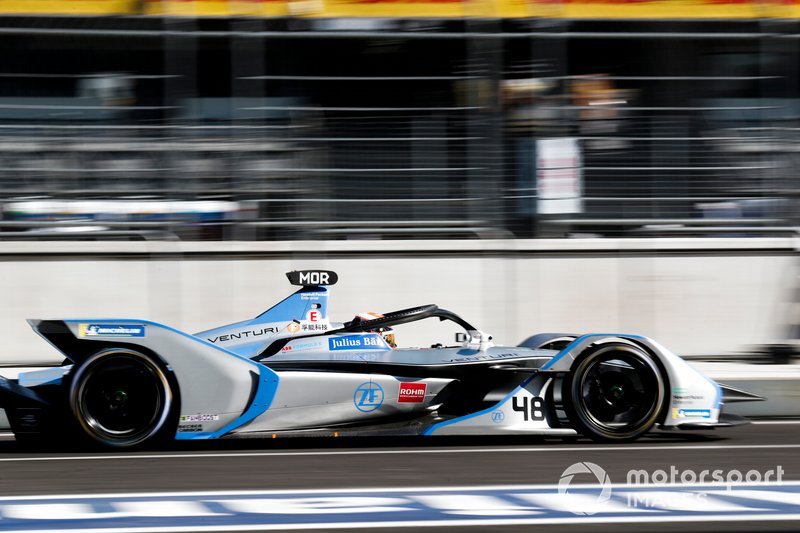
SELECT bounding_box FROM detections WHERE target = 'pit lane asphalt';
[0,422,797,532]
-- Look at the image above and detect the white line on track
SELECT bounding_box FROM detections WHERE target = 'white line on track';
[0,442,799,462]
[6,514,800,533]
[3,480,799,501]
[751,420,800,425]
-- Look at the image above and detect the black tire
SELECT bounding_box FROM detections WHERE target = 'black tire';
[565,341,665,442]
[69,349,176,449]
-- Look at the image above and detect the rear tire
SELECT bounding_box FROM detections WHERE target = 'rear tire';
[69,349,175,449]
[565,341,665,442]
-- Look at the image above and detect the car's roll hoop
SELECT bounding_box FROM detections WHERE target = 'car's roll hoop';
[286,270,338,287]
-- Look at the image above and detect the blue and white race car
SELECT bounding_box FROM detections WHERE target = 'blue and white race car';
[0,270,759,448]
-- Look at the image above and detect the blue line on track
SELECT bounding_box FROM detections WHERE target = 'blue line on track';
[0,482,799,531]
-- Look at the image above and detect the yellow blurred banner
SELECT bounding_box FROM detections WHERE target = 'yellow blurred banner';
[498,0,794,19]
[0,0,794,18]
[141,0,800,18]
[0,0,139,14]
[142,0,483,17]
[144,0,288,16]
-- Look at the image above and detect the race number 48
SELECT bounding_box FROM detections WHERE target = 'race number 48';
[512,396,545,421]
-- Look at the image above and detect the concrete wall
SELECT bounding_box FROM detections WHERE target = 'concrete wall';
[0,238,796,364]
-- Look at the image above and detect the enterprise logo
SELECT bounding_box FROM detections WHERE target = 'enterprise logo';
[79,324,146,338]
[672,408,712,419]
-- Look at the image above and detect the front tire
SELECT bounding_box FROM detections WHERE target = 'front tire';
[69,349,175,448]
[566,341,665,442]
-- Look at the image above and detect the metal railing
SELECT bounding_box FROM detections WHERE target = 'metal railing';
[0,19,794,239]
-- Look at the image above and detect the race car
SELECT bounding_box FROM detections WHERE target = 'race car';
[0,270,760,448]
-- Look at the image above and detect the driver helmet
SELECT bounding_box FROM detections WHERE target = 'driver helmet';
[353,312,396,348]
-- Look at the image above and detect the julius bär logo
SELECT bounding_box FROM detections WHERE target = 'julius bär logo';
[329,334,388,351]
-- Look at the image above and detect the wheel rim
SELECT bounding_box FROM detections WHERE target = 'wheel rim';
[71,351,172,447]
[575,345,663,437]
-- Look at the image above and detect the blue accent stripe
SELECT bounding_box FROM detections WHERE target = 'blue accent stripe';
[175,432,214,440]
[174,365,280,441]
[423,375,535,436]
[17,367,69,388]
[207,366,279,439]
[17,376,62,387]
[707,374,723,411]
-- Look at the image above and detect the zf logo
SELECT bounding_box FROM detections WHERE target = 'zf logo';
[354,382,384,412]
[512,395,545,421]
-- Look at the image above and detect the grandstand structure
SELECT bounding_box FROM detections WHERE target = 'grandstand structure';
[0,1,795,239]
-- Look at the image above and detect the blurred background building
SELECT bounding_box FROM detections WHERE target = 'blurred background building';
[0,0,799,365]
[0,0,795,240]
